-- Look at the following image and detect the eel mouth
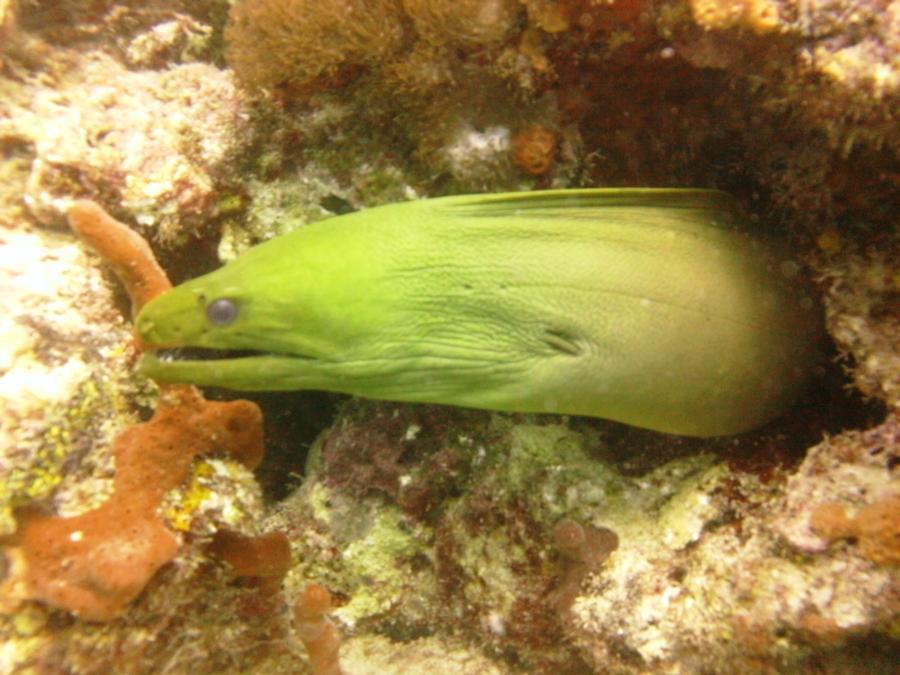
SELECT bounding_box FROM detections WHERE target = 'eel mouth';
[139,347,316,390]
[155,346,272,361]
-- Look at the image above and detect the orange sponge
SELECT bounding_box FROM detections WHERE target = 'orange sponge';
[1,201,265,620]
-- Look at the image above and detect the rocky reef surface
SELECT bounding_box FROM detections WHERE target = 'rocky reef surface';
[0,0,897,673]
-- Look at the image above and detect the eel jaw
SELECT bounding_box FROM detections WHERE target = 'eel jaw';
[138,349,317,391]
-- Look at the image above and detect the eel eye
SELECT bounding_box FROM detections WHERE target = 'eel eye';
[206,298,238,326]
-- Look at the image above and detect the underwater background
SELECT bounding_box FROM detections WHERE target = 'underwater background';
[0,0,897,672]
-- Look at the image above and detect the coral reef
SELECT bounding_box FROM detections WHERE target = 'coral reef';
[0,224,138,537]
[1,17,248,245]
[338,634,505,674]
[818,240,900,408]
[0,0,15,46]
[402,0,519,48]
[276,400,897,673]
[0,198,308,671]
[810,495,900,566]
[223,0,569,194]
[0,201,265,620]
[689,0,780,33]
[0,0,898,672]
[0,384,262,620]
[225,0,406,95]
[218,0,899,233]
[777,414,900,564]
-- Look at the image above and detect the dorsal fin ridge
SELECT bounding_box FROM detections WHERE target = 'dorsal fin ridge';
[431,188,743,231]
[442,188,735,211]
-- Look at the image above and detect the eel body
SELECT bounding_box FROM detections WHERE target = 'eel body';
[136,189,822,437]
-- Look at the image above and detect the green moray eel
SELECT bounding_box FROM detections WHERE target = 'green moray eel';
[136,189,823,437]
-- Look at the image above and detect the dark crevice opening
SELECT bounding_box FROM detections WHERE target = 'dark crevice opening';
[200,387,340,503]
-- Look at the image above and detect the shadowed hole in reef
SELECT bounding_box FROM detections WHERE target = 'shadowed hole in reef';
[202,388,339,502]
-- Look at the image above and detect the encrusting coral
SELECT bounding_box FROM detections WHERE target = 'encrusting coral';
[277,396,898,672]
[778,414,900,566]
[810,495,900,567]
[0,201,264,621]
[2,38,248,243]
